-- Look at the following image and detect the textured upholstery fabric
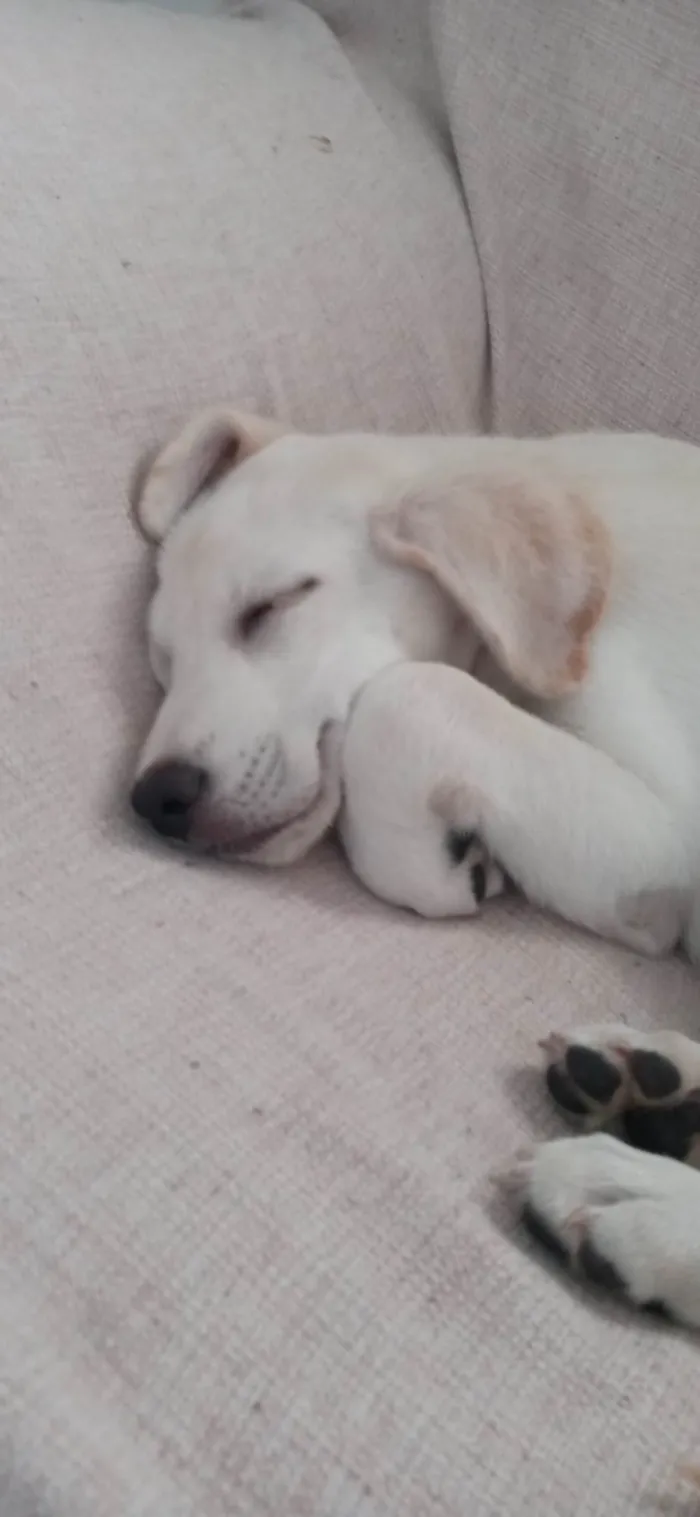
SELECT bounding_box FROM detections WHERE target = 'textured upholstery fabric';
[1,1,699,1513]
[431,0,700,438]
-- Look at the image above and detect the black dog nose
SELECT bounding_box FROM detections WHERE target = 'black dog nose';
[131,761,207,840]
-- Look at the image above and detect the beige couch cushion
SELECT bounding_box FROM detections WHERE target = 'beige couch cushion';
[1,2,699,1515]
[431,0,700,436]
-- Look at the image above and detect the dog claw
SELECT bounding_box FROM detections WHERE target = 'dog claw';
[538,1033,568,1062]
[490,1147,535,1192]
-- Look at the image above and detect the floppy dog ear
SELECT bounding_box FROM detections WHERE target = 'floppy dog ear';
[372,463,610,698]
[133,407,289,543]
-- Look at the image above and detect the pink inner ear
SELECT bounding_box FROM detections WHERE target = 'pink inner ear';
[133,407,293,544]
[201,411,292,492]
[203,438,242,492]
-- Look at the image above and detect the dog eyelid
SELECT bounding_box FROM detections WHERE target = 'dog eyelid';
[238,598,275,641]
[236,576,321,643]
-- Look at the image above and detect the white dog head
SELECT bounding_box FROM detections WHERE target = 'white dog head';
[130,408,608,863]
[130,409,462,861]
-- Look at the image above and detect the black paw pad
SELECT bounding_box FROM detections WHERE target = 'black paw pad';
[622,1100,700,1161]
[545,1062,588,1117]
[565,1046,622,1106]
[445,829,475,865]
[521,1203,570,1264]
[578,1238,626,1294]
[578,1243,671,1320]
[642,1298,671,1320]
[470,861,486,904]
[626,1049,681,1101]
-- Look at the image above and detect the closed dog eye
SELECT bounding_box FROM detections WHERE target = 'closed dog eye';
[238,598,276,640]
[236,577,321,643]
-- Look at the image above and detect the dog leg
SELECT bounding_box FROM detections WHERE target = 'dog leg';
[429,673,691,955]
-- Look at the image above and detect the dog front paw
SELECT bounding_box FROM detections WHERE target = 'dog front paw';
[444,827,505,908]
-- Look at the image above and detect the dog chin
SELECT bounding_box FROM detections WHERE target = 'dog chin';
[241,725,346,867]
[190,802,319,863]
[240,800,330,866]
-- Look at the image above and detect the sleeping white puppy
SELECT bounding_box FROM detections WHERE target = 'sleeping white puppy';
[131,409,700,961]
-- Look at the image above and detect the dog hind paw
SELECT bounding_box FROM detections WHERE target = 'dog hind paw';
[539,1024,700,1160]
[502,1133,700,1327]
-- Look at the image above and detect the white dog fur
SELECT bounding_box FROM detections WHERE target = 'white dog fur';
[131,408,700,1327]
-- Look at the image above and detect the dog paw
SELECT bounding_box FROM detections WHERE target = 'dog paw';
[444,827,505,909]
[497,1133,700,1327]
[539,1025,700,1160]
